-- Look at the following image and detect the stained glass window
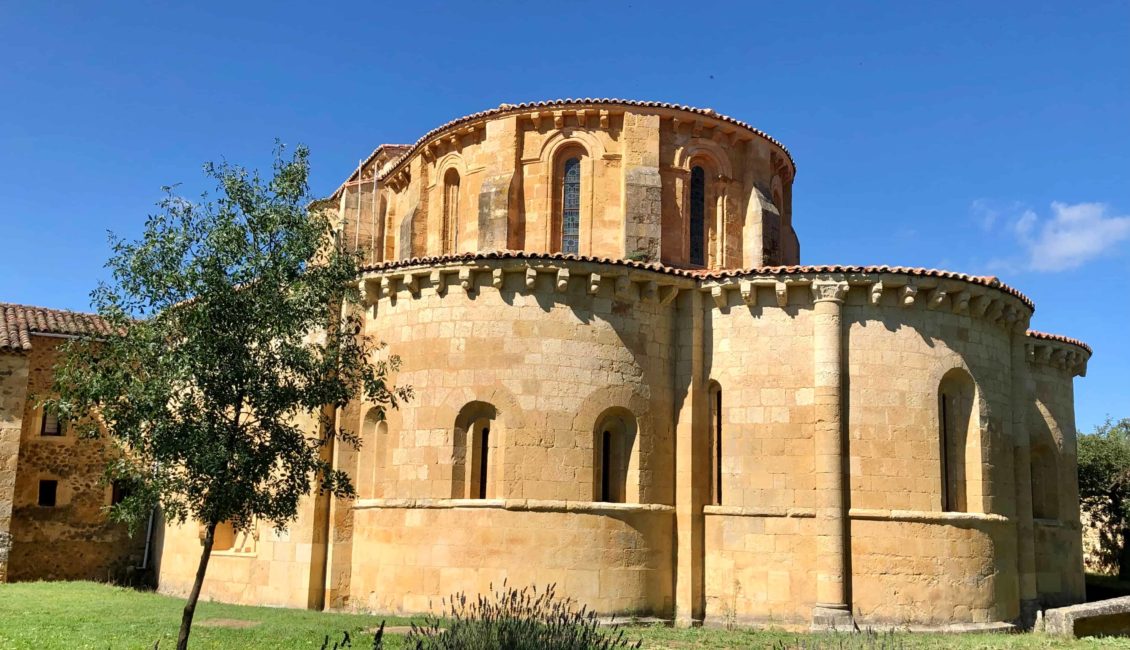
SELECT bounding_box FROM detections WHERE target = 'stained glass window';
[562,157,581,254]
[690,166,706,266]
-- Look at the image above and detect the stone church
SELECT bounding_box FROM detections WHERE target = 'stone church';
[3,99,1091,629]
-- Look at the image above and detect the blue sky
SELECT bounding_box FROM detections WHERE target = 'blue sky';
[1,2,1126,431]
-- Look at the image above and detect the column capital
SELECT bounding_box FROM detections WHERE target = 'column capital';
[811,281,849,304]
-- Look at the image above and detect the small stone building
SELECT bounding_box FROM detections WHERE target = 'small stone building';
[154,99,1087,628]
[0,303,148,582]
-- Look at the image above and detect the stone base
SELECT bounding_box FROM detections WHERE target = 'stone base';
[811,604,855,631]
[1044,595,1130,637]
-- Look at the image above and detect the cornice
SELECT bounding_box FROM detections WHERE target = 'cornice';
[1026,330,1091,377]
[357,252,1036,334]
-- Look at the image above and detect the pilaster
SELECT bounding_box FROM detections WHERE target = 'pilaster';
[1012,334,1038,626]
[622,111,662,261]
[673,288,706,625]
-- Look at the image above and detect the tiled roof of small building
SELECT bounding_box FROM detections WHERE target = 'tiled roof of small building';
[373,99,795,183]
[1026,330,1092,355]
[358,251,1035,309]
[0,303,112,352]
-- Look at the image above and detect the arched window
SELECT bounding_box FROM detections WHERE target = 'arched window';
[689,166,706,266]
[452,402,498,499]
[939,369,980,512]
[709,382,723,506]
[561,157,581,254]
[593,409,637,503]
[442,169,460,254]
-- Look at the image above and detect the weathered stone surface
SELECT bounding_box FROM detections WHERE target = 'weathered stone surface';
[1044,596,1130,637]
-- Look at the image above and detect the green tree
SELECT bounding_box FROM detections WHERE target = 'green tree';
[1078,417,1130,579]
[48,146,408,650]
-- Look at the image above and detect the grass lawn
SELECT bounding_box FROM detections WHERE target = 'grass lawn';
[0,581,1126,649]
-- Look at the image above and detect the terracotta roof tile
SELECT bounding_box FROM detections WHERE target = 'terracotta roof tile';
[372,99,794,184]
[0,303,112,352]
[358,251,1035,309]
[1026,330,1092,355]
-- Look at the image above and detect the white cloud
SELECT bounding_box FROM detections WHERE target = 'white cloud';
[976,200,1130,272]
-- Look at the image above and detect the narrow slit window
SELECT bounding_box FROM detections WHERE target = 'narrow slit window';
[713,388,723,505]
[601,430,612,502]
[562,157,581,254]
[477,425,490,499]
[442,169,460,254]
[690,166,706,266]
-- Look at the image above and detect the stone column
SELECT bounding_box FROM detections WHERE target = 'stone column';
[811,282,853,628]
[1011,334,1038,626]
[477,116,518,252]
[673,288,706,625]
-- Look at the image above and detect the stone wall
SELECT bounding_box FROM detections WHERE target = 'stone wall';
[0,352,29,581]
[7,336,146,582]
[152,255,1087,629]
[350,501,673,615]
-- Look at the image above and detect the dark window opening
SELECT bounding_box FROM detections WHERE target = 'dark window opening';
[38,480,58,507]
[601,430,612,502]
[713,388,723,505]
[939,393,951,511]
[111,481,132,506]
[690,166,706,266]
[41,410,62,436]
[477,425,490,500]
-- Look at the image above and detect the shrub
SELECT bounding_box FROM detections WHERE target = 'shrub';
[407,582,641,650]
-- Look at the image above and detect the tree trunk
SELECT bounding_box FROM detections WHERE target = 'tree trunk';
[1120,527,1130,581]
[177,521,216,650]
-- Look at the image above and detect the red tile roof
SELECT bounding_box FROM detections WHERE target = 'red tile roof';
[358,251,1035,309]
[331,143,412,199]
[1026,330,1092,355]
[372,99,795,183]
[0,303,112,352]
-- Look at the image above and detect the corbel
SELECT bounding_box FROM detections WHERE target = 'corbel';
[576,109,588,128]
[599,110,609,128]
[712,128,727,144]
[901,285,918,307]
[405,273,421,298]
[556,267,570,292]
[430,270,447,296]
[927,289,947,310]
[491,268,504,290]
[1035,345,1052,365]
[659,285,680,305]
[869,281,884,305]
[775,281,788,307]
[459,267,475,295]
[693,120,704,137]
[970,295,991,318]
[614,274,631,297]
[553,112,565,129]
[587,273,602,295]
[525,267,538,290]
[985,299,1004,323]
[361,278,381,306]
[642,280,658,302]
[711,285,727,309]
[671,116,681,133]
[380,276,393,300]
[951,291,970,314]
[740,280,757,306]
[729,131,744,146]
[531,112,543,130]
